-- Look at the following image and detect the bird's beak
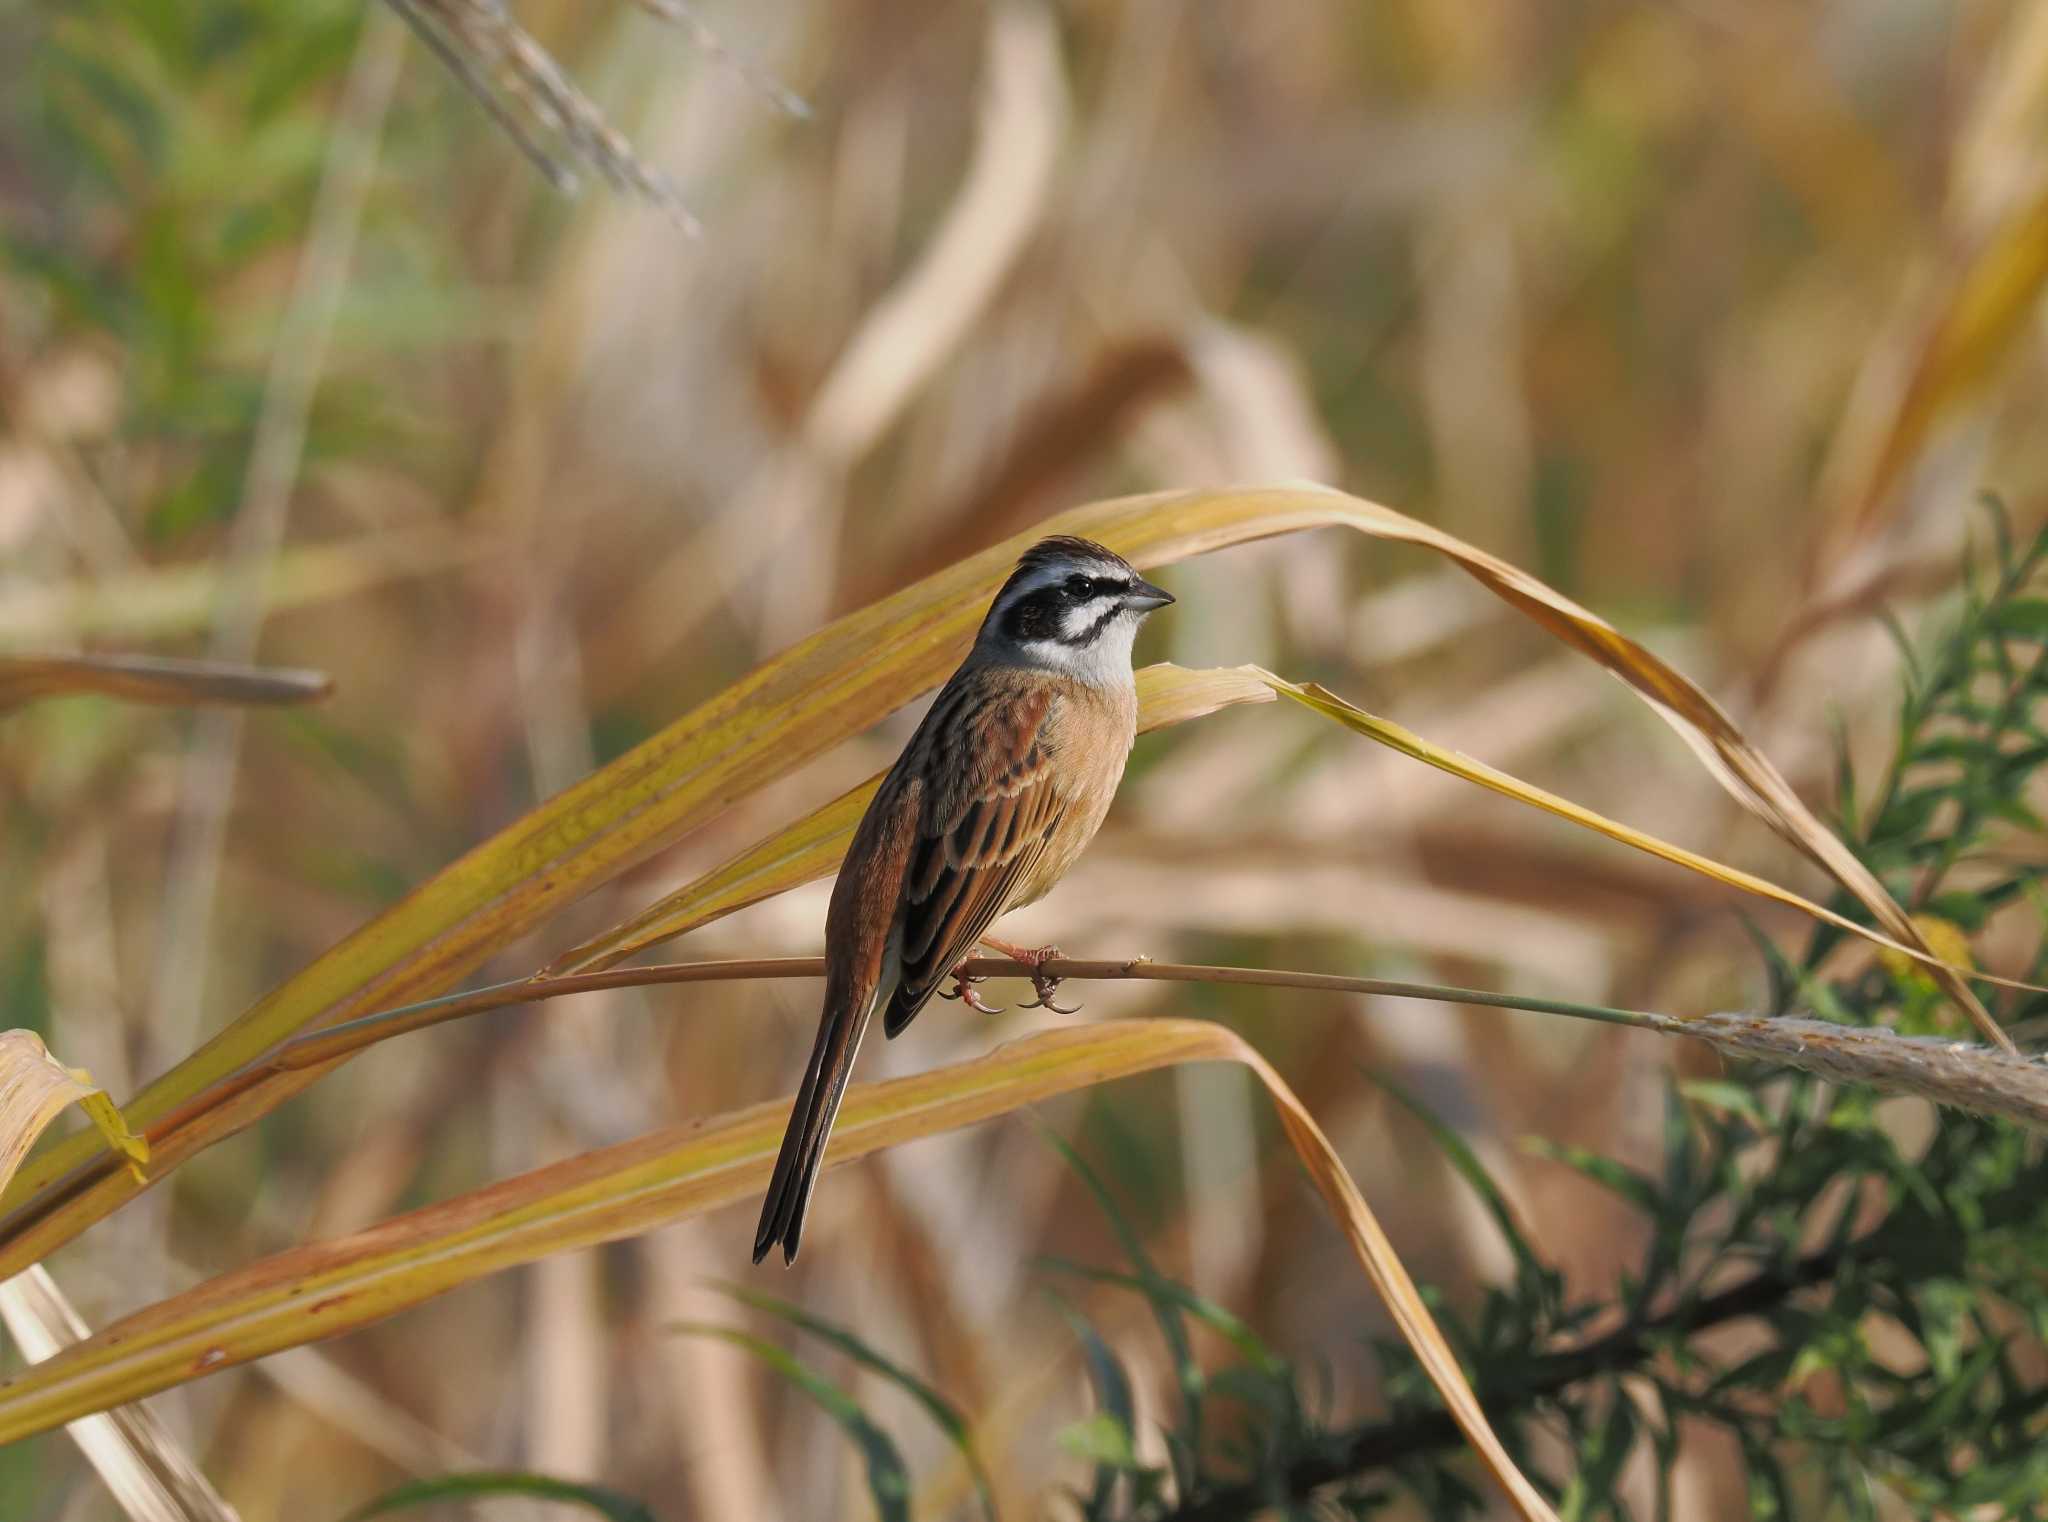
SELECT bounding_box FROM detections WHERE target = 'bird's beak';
[1126,577,1175,612]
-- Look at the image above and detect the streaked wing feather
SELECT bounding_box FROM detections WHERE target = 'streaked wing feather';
[884,688,1065,1036]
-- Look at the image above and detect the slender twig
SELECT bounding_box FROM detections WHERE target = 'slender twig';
[144,955,2048,1151]
[9,956,2044,1275]
[83,955,2040,1161]
[269,958,1676,1075]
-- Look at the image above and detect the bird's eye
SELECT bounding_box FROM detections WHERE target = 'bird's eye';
[1064,574,1091,598]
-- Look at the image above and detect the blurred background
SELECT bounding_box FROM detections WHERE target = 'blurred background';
[3,0,2047,1515]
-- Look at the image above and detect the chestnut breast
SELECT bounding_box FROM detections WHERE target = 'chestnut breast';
[1011,672,1137,910]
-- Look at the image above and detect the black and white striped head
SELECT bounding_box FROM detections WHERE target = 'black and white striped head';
[977,536,1175,683]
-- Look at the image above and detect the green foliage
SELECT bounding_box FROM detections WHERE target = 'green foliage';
[1,0,449,551]
[1046,508,2048,1519]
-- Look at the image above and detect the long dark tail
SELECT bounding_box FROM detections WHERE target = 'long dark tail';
[752,985,878,1265]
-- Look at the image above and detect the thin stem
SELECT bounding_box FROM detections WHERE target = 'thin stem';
[269,958,1680,1076]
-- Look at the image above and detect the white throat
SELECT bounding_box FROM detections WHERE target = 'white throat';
[1001,608,1141,688]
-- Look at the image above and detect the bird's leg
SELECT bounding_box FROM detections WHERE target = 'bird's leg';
[981,934,1080,1014]
[939,959,1004,1015]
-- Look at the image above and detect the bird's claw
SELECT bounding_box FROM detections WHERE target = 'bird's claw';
[1014,946,1082,1014]
[1018,980,1081,1014]
[940,967,1005,1015]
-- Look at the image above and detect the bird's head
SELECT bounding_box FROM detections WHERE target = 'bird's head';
[978,535,1175,682]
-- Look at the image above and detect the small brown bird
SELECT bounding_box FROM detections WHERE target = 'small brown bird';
[753,536,1175,1264]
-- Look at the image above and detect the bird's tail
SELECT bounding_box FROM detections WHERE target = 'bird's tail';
[752,983,879,1265]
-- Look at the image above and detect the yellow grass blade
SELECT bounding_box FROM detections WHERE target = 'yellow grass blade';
[0,1019,1556,1521]
[545,663,1276,976]
[5,482,1982,1279]
[0,654,333,713]
[1268,676,2043,994]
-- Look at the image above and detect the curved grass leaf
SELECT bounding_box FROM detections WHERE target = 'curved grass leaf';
[546,663,1276,976]
[0,1017,1559,1521]
[339,1471,658,1522]
[669,1323,910,1522]
[709,1283,996,1522]
[0,1032,147,1195]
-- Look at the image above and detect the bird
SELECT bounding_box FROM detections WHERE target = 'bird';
[752,535,1176,1265]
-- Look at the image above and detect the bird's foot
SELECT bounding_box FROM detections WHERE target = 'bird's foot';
[1006,942,1079,1014]
[939,963,1005,1015]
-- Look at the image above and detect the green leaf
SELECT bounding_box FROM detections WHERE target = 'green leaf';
[1048,1290,1140,1515]
[710,1283,995,1522]
[1056,1412,1141,1469]
[340,1471,659,1522]
[1370,1072,1557,1314]
[1558,1388,1635,1520]
[1522,1139,1662,1216]
[1988,599,2048,639]
[1677,1080,1765,1128]
[669,1323,911,1522]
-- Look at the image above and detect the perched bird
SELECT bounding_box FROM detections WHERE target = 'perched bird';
[753,536,1175,1264]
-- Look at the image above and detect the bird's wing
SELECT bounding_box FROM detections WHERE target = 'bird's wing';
[882,684,1066,1037]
